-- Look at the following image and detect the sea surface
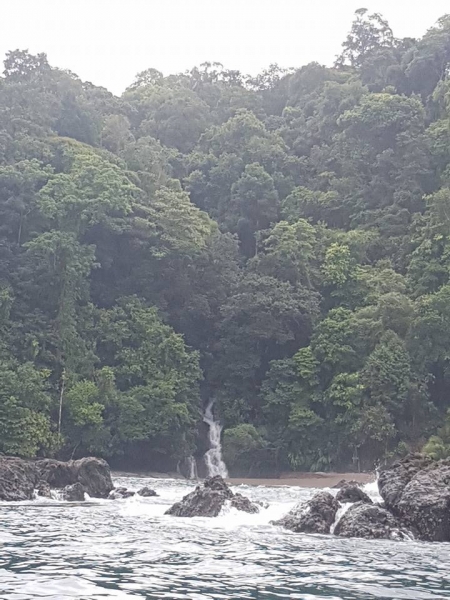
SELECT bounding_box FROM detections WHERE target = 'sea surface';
[0,477,449,599]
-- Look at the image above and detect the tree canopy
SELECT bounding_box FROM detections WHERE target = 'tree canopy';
[1,10,450,473]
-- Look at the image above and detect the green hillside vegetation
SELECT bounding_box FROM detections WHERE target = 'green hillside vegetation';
[1,10,450,473]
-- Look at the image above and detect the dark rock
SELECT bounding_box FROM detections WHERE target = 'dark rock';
[165,475,259,517]
[36,481,52,499]
[273,491,339,534]
[379,454,450,541]
[62,483,85,501]
[334,502,412,540]
[336,484,373,505]
[231,492,259,514]
[378,453,433,511]
[108,487,135,500]
[0,456,113,501]
[137,486,158,497]
[333,479,360,489]
[397,468,450,542]
[36,456,113,498]
[0,457,39,501]
[76,457,113,498]
[35,459,74,488]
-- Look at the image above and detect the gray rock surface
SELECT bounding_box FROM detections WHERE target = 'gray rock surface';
[137,486,158,497]
[36,481,52,499]
[0,456,113,501]
[165,475,259,517]
[335,484,372,505]
[0,457,39,501]
[62,482,85,501]
[333,479,360,489]
[108,487,135,499]
[334,502,412,540]
[379,454,450,541]
[36,457,113,498]
[378,453,432,511]
[273,491,339,534]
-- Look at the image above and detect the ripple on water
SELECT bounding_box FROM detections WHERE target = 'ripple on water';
[0,477,449,599]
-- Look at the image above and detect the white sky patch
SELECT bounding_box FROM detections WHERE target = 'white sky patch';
[1,0,449,94]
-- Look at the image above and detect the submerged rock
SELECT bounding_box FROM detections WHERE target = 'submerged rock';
[379,454,450,541]
[333,502,411,540]
[62,483,85,501]
[108,487,135,500]
[273,491,339,534]
[165,475,259,517]
[335,484,372,505]
[137,486,158,497]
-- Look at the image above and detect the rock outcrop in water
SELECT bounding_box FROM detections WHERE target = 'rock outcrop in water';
[137,486,158,497]
[36,457,113,498]
[0,457,40,501]
[335,483,372,505]
[378,454,450,541]
[62,483,86,501]
[107,485,158,500]
[0,456,113,501]
[333,502,411,540]
[271,455,450,542]
[108,486,135,499]
[36,481,53,499]
[165,475,259,517]
[273,491,339,534]
[332,479,360,489]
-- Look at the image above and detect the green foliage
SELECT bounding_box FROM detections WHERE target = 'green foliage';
[223,424,265,474]
[1,11,450,473]
[0,361,57,457]
[422,409,450,459]
[93,298,202,459]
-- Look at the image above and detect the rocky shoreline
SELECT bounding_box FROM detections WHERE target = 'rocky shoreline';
[1,453,449,542]
[160,454,450,542]
[272,453,450,542]
[0,456,114,501]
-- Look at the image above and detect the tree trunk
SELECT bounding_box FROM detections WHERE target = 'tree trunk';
[58,368,66,435]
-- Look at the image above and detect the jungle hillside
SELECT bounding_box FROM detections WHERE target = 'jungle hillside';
[1,9,450,475]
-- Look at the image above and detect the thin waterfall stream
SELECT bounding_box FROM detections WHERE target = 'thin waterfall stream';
[187,455,198,480]
[203,401,228,478]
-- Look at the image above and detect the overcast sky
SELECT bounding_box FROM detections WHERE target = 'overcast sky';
[1,0,449,95]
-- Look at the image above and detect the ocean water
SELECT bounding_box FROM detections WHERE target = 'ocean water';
[0,477,449,599]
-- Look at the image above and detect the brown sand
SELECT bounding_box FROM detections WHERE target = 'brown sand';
[112,470,375,488]
[228,472,374,488]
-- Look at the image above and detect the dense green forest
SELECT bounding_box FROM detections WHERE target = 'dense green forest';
[2,9,450,474]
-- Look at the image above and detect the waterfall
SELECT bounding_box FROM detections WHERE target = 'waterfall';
[330,502,352,534]
[203,401,228,478]
[187,455,198,480]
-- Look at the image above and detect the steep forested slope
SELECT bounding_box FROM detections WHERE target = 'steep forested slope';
[1,10,450,474]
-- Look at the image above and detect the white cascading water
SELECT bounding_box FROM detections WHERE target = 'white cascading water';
[187,455,198,480]
[203,401,228,478]
[330,502,352,534]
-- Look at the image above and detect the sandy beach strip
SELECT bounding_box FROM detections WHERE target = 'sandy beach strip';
[112,470,375,488]
[228,472,374,488]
